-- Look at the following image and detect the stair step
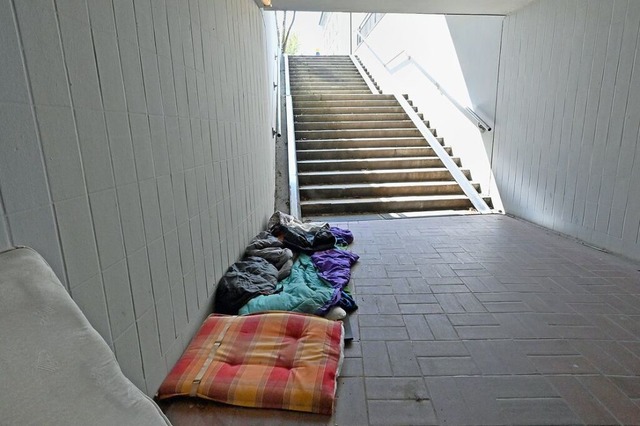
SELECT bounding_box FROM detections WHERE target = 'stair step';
[289,71,362,77]
[291,85,371,91]
[296,137,445,149]
[300,181,478,199]
[289,64,357,69]
[289,57,352,61]
[289,61,354,64]
[297,156,459,172]
[293,93,396,101]
[294,106,415,115]
[292,90,373,96]
[294,113,420,122]
[298,168,470,185]
[296,146,451,160]
[290,82,369,88]
[294,99,405,109]
[300,195,475,215]
[289,77,366,82]
[290,61,354,64]
[296,128,434,140]
[295,120,428,131]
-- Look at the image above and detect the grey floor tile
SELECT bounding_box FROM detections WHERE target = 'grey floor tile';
[498,398,581,425]
[365,377,429,400]
[367,400,438,426]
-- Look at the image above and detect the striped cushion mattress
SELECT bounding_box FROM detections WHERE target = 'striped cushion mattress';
[157,312,344,414]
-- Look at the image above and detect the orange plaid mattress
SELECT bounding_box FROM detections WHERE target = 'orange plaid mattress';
[157,312,344,414]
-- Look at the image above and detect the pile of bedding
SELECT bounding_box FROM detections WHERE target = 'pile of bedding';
[214,211,358,318]
[158,212,356,415]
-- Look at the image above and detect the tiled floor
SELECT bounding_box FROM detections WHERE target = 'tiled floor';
[162,214,640,425]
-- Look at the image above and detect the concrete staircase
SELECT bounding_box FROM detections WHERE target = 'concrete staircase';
[289,55,486,217]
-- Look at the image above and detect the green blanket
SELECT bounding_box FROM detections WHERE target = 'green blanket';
[239,254,336,315]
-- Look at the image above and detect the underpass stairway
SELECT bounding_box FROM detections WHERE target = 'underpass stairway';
[289,55,488,217]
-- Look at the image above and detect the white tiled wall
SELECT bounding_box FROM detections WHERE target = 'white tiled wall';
[494,0,640,261]
[0,0,277,394]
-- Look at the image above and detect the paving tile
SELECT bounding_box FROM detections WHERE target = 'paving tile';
[358,315,404,327]
[365,377,429,400]
[483,301,532,313]
[484,376,559,399]
[334,377,368,426]
[403,315,436,340]
[578,376,640,425]
[592,341,640,374]
[359,327,409,341]
[395,294,437,304]
[405,277,433,293]
[429,284,470,293]
[344,341,362,358]
[464,340,537,375]
[528,355,599,374]
[398,303,443,314]
[424,276,464,285]
[340,357,363,377]
[547,376,618,425]
[361,341,393,377]
[514,339,578,356]
[386,341,421,377]
[455,325,510,339]
[448,313,499,326]
[367,400,437,426]
[418,356,480,376]
[492,313,544,339]
[583,313,639,340]
[498,398,581,425]
[610,376,640,399]
[412,341,469,357]
[569,340,633,375]
[426,377,507,425]
[424,314,459,340]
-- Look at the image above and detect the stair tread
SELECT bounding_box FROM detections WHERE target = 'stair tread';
[300,181,472,190]
[297,147,437,152]
[299,167,459,175]
[295,120,416,125]
[298,156,452,164]
[300,194,471,205]
[296,137,440,143]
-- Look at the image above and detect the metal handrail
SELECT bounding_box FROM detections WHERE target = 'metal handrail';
[283,55,301,218]
[274,54,282,137]
[351,55,492,214]
[356,30,493,133]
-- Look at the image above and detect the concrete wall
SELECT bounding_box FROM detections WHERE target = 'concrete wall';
[355,14,504,206]
[493,0,640,260]
[0,0,277,394]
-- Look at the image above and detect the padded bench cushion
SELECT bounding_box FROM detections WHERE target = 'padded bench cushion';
[0,247,171,425]
[157,312,344,414]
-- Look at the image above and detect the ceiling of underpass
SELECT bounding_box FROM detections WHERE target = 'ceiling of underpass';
[255,0,536,15]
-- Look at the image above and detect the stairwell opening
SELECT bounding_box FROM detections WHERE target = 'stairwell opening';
[275,12,504,221]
